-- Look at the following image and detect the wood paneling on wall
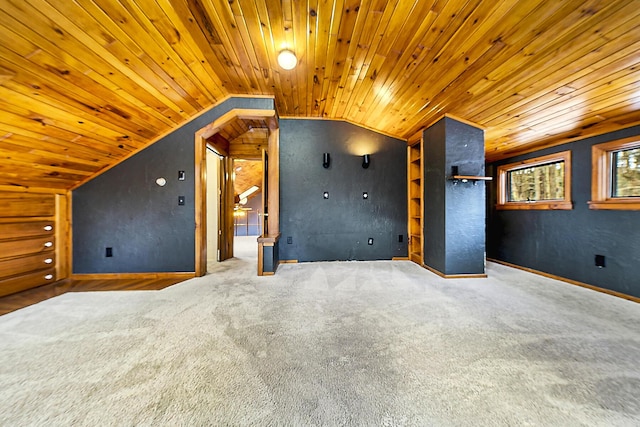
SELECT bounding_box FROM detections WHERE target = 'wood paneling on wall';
[0,191,67,297]
[1,1,639,191]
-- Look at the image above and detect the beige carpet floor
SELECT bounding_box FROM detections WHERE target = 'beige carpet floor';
[1,237,639,426]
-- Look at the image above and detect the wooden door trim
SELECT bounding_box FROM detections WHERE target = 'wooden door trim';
[194,108,277,277]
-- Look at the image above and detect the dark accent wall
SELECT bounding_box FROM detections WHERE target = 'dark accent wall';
[423,117,486,275]
[73,97,274,273]
[262,242,279,273]
[487,125,640,298]
[279,119,407,262]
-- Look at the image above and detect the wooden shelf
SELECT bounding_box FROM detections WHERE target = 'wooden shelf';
[449,175,493,185]
[450,175,493,181]
[408,139,423,266]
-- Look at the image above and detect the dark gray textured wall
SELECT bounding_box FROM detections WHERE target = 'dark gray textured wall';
[487,125,640,298]
[444,119,486,274]
[424,117,486,275]
[279,119,407,262]
[73,97,274,273]
[262,242,279,273]
[423,119,447,273]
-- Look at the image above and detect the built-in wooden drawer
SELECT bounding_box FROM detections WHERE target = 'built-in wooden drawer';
[0,267,56,298]
[0,191,61,298]
[0,194,55,217]
[0,253,55,281]
[0,236,55,259]
[0,222,54,240]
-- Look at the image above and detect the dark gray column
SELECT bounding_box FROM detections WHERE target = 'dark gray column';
[423,117,486,276]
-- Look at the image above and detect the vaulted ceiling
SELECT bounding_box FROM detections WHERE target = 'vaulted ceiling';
[1,0,639,191]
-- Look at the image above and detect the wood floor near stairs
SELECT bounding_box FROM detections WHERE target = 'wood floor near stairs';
[0,277,190,316]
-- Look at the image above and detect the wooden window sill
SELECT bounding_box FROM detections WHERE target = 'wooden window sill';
[588,200,640,210]
[496,201,573,210]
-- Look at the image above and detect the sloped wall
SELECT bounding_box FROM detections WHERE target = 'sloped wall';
[72,97,274,273]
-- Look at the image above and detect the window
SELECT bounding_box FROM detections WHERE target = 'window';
[589,136,640,210]
[497,151,572,210]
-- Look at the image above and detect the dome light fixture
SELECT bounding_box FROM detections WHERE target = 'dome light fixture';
[277,49,297,70]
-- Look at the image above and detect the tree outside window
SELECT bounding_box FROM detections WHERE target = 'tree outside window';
[612,147,640,197]
[590,137,640,210]
[497,151,572,210]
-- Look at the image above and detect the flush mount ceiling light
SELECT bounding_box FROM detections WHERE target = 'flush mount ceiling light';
[277,50,297,70]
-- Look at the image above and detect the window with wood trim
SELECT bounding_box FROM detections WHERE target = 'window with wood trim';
[589,136,640,210]
[497,151,572,210]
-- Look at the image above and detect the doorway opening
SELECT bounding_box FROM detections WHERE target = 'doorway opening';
[194,109,279,277]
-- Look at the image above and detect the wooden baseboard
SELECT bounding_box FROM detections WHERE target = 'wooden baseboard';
[279,260,298,264]
[71,272,195,280]
[423,264,487,279]
[487,259,639,303]
[392,257,410,261]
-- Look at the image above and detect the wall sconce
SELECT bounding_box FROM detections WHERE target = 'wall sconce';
[362,154,370,169]
[277,50,298,70]
[323,152,331,169]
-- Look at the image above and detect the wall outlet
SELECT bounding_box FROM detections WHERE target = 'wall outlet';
[595,254,606,268]
[106,247,113,257]
[178,195,185,205]
[178,170,185,180]
[287,236,292,244]
[398,234,403,243]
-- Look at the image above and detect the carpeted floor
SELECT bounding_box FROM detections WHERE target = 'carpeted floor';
[1,238,639,426]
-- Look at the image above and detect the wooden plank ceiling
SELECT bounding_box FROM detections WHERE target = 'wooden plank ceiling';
[1,0,639,191]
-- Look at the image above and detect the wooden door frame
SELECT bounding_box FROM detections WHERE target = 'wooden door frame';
[194,109,278,276]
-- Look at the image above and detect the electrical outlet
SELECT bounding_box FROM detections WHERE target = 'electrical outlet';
[106,247,113,257]
[595,254,606,268]
[368,238,374,245]
[178,195,185,206]
[287,236,292,244]
[398,234,403,243]
[178,170,185,180]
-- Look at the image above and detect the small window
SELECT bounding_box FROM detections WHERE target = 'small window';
[589,137,640,210]
[497,151,572,210]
